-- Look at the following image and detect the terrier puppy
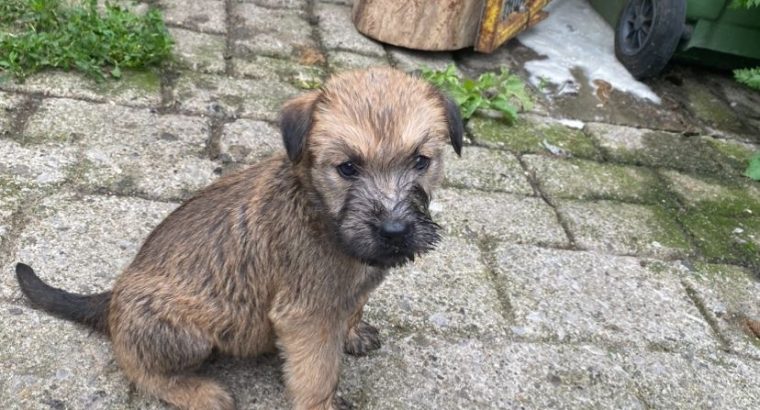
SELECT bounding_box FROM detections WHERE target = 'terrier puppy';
[15,67,463,410]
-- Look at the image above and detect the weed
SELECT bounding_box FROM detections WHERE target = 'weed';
[734,67,760,91]
[0,0,173,81]
[421,64,532,123]
[747,152,760,181]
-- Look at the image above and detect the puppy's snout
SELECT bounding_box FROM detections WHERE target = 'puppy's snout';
[379,219,410,241]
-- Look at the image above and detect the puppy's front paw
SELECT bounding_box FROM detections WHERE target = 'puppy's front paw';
[344,320,381,356]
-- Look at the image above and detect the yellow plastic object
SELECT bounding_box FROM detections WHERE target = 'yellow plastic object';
[476,0,552,53]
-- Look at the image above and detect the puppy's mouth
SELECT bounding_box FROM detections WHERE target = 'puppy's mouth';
[335,184,441,269]
[364,247,416,269]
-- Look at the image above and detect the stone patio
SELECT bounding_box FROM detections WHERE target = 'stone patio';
[1,0,760,409]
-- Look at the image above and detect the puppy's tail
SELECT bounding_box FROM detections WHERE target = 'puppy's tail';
[15,263,111,335]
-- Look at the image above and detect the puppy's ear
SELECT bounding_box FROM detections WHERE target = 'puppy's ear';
[439,92,464,156]
[279,91,320,162]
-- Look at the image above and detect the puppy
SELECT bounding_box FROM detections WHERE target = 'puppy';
[16,67,463,410]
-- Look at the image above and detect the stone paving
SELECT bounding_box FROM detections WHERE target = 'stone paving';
[2,0,760,409]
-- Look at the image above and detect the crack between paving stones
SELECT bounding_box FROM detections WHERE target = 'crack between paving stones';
[8,95,41,139]
[306,0,334,74]
[681,280,732,352]
[0,189,47,273]
[158,66,180,114]
[164,22,226,36]
[515,155,577,248]
[207,117,228,160]
[223,0,235,76]
[649,169,715,268]
[249,1,306,11]
[476,236,516,326]
[2,89,155,110]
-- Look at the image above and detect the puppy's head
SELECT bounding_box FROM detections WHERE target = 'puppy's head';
[279,68,463,268]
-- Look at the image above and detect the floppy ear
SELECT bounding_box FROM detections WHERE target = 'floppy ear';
[279,91,320,162]
[440,93,464,156]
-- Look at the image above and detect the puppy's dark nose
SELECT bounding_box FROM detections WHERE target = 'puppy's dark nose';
[379,219,410,240]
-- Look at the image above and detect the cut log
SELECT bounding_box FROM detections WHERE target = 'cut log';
[352,0,486,51]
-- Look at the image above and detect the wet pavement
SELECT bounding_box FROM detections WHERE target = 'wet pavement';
[1,0,759,409]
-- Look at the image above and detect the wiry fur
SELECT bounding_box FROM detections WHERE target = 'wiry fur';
[15,68,463,410]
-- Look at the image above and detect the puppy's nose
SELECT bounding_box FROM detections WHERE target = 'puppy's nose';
[379,219,410,239]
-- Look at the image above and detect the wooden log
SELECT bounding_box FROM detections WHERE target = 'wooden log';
[352,0,486,51]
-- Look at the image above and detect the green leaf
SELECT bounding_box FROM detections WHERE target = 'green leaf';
[746,153,760,181]
[735,67,760,90]
[110,65,121,78]
[489,97,518,123]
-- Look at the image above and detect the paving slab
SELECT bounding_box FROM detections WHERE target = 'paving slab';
[468,114,602,160]
[662,171,760,266]
[386,47,456,73]
[327,51,388,71]
[444,147,533,195]
[219,119,283,164]
[454,45,518,74]
[169,27,227,74]
[431,188,568,247]
[660,170,760,217]
[684,264,760,359]
[703,137,760,177]
[24,98,218,200]
[680,76,757,139]
[315,3,386,57]
[232,55,325,90]
[523,154,664,203]
[622,350,760,409]
[494,244,716,350]
[343,333,643,410]
[558,199,690,258]
[3,193,177,300]
[584,122,730,177]
[0,70,162,108]
[0,302,162,410]
[173,72,298,120]
[159,0,226,34]
[365,236,506,336]
[0,139,77,187]
[682,214,760,268]
[230,3,315,60]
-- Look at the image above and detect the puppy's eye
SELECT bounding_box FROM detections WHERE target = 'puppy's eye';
[414,155,430,171]
[337,162,358,178]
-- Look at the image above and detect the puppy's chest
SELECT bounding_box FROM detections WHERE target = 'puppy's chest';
[342,265,387,306]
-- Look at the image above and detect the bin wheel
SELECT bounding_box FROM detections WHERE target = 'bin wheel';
[614,0,686,79]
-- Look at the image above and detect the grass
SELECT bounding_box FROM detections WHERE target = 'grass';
[421,64,532,123]
[0,0,173,81]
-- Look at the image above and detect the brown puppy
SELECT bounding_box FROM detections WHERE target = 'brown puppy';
[15,67,463,410]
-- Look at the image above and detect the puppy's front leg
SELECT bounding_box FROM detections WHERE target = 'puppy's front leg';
[344,293,381,356]
[272,308,346,410]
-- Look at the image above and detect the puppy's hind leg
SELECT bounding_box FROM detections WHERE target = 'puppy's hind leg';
[111,313,234,410]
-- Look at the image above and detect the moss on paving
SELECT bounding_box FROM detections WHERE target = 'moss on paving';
[684,81,746,135]
[650,205,692,252]
[705,137,760,177]
[662,171,760,217]
[96,69,162,95]
[609,131,726,176]
[467,116,601,160]
[526,155,667,204]
[679,211,760,268]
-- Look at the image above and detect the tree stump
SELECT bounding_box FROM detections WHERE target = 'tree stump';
[352,0,486,51]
